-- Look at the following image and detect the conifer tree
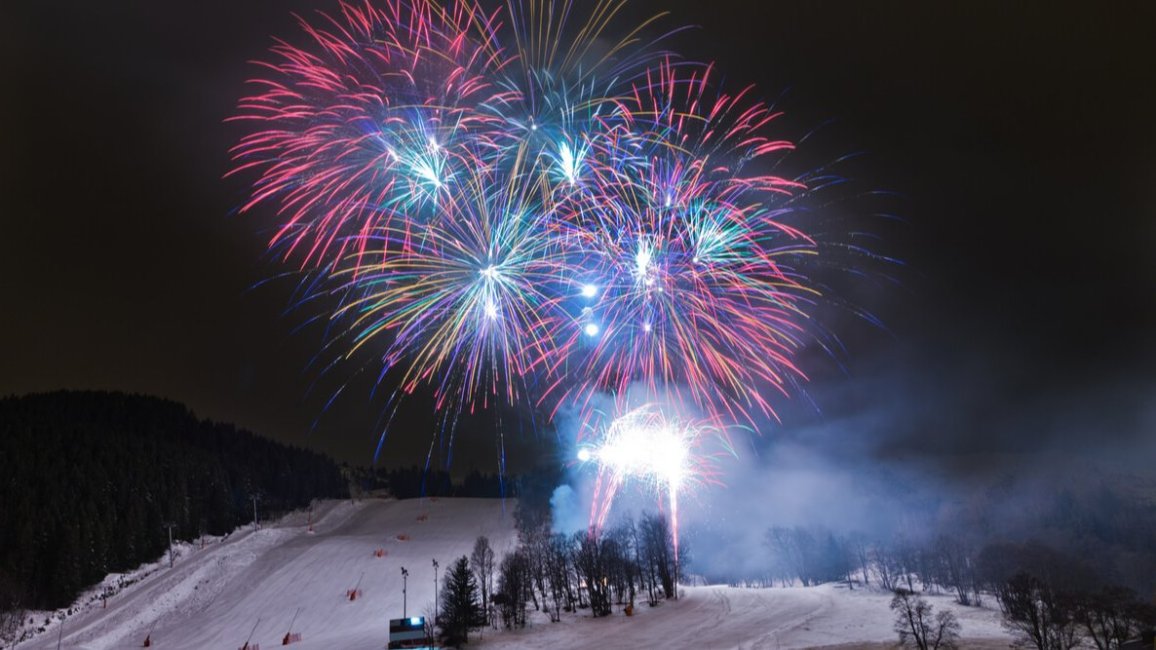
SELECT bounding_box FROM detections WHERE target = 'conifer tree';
[440,556,483,648]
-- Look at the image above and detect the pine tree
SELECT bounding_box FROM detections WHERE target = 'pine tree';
[440,556,483,648]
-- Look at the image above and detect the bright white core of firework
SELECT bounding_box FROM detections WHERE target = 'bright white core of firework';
[589,417,690,489]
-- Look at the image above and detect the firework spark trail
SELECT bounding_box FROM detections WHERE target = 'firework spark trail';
[577,403,720,563]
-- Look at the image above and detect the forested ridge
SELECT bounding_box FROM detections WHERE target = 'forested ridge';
[0,391,348,611]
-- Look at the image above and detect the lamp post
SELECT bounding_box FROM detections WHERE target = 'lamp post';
[163,522,177,568]
[432,558,439,632]
[401,567,409,618]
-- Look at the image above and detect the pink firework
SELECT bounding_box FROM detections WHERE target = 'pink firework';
[228,0,515,270]
[543,61,815,427]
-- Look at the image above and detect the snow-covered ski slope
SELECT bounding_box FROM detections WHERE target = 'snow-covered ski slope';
[26,498,518,650]
[20,498,1010,649]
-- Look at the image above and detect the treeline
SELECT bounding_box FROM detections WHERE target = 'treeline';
[763,527,987,600]
[433,503,681,648]
[752,476,1156,649]
[755,480,1156,597]
[348,463,566,500]
[0,391,348,612]
[760,527,1155,648]
[348,465,512,499]
[981,541,1156,649]
[501,508,680,622]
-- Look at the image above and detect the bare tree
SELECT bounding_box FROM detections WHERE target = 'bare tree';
[513,500,549,612]
[875,544,899,591]
[604,521,637,607]
[470,536,495,626]
[518,525,547,613]
[890,589,961,650]
[572,532,612,617]
[764,526,801,587]
[639,513,675,599]
[993,572,1079,650]
[1074,586,1145,650]
[895,539,919,592]
[847,531,872,587]
[543,534,572,621]
[765,526,809,586]
[495,550,530,629]
[934,535,979,606]
[978,542,1095,650]
[763,526,849,587]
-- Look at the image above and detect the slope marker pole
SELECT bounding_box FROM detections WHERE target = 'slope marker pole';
[240,616,261,650]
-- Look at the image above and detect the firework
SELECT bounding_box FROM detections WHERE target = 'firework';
[321,157,566,416]
[577,403,721,562]
[228,0,515,269]
[543,61,815,425]
[230,0,852,480]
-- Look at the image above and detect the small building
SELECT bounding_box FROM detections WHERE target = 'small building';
[387,617,432,649]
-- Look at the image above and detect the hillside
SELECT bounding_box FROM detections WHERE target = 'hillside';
[0,391,348,611]
[10,498,1012,650]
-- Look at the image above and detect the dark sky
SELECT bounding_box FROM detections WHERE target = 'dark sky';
[3,1,1154,473]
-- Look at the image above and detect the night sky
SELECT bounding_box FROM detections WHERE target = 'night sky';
[3,1,1154,475]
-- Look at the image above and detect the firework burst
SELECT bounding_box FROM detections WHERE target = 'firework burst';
[230,0,868,493]
[322,156,565,416]
[228,0,514,269]
[576,402,722,562]
[544,62,816,424]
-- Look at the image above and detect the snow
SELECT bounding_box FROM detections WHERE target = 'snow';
[16,498,518,650]
[476,584,1009,650]
[11,498,1012,650]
